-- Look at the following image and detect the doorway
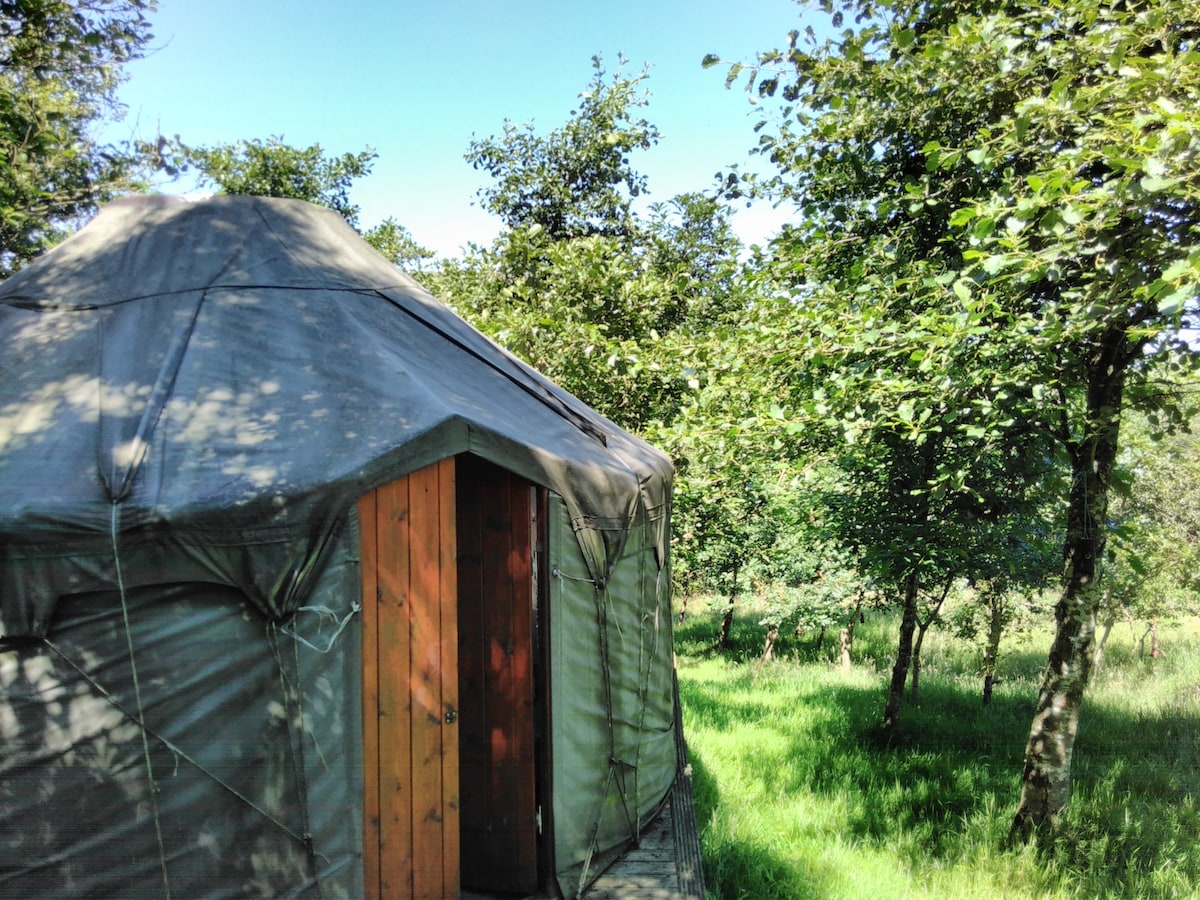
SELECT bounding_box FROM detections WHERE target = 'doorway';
[358,456,550,898]
[456,455,549,896]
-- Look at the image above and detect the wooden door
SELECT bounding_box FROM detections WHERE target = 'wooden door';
[456,455,540,894]
[359,459,460,899]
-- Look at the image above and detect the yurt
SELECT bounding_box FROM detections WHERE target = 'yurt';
[0,195,682,898]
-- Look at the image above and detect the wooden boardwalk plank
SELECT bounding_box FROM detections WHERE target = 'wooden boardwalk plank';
[583,785,702,900]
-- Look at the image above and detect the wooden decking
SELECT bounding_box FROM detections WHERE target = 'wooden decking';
[583,674,706,900]
[583,780,705,899]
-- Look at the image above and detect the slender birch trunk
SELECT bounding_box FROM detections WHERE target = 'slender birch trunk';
[882,571,919,734]
[1012,351,1124,838]
[910,579,951,706]
[982,590,1006,705]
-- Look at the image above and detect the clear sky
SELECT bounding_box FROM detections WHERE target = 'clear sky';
[109,0,813,257]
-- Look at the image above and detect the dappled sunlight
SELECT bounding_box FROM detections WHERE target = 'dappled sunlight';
[166,384,283,447]
[7,305,92,348]
[0,581,361,894]
[0,375,154,453]
[1,198,669,607]
[1,193,676,898]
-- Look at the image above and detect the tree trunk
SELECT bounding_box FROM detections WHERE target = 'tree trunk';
[718,565,739,651]
[910,643,922,708]
[910,580,951,706]
[754,627,778,679]
[882,572,919,734]
[982,591,1005,704]
[1012,353,1124,839]
[1092,608,1116,673]
[840,593,863,670]
[1150,616,1162,658]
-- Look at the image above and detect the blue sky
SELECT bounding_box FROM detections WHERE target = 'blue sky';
[109,0,814,256]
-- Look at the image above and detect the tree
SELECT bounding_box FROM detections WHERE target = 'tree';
[465,55,660,241]
[436,59,833,614]
[170,136,377,227]
[720,0,1199,832]
[361,216,435,272]
[0,0,157,276]
[434,60,752,435]
[166,135,437,272]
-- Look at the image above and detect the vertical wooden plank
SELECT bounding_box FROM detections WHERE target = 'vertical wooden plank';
[357,491,381,899]
[533,486,557,890]
[408,462,445,898]
[377,476,413,897]
[438,457,461,897]
[455,458,540,895]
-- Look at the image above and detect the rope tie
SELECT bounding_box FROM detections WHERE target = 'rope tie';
[630,541,658,843]
[268,624,323,895]
[555,565,625,644]
[110,502,172,899]
[41,638,324,860]
[552,566,595,584]
[280,602,360,654]
[576,575,642,892]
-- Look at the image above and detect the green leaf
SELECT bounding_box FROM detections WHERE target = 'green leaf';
[948,207,976,228]
[1140,174,1180,193]
[1060,206,1084,226]
[1157,290,1187,317]
[981,255,1009,275]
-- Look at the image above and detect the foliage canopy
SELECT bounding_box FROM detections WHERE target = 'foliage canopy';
[465,55,661,241]
[170,136,378,228]
[0,0,157,275]
[718,0,1199,828]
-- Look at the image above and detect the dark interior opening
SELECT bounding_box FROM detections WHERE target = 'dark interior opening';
[456,455,550,896]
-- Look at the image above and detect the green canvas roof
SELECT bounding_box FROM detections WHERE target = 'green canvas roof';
[0,195,672,635]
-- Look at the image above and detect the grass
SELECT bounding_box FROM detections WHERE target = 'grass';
[675,596,1200,899]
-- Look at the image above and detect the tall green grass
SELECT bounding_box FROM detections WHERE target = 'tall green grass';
[676,596,1200,899]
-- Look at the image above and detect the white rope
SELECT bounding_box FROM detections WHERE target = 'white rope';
[268,625,323,895]
[280,602,360,654]
[42,638,319,856]
[110,502,172,899]
[551,566,595,584]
